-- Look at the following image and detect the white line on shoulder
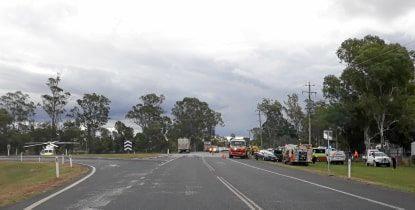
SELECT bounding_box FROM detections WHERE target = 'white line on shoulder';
[229,159,404,210]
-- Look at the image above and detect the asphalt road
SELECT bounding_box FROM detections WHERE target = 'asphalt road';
[3,153,415,210]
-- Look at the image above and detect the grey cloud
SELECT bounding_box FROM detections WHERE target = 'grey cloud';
[333,0,415,20]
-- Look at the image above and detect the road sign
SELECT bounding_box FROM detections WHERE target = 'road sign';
[323,130,333,140]
[124,140,132,151]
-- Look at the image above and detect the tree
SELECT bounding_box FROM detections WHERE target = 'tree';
[0,108,12,134]
[0,91,36,131]
[257,98,293,147]
[41,75,71,140]
[71,93,111,153]
[114,121,134,152]
[126,94,170,152]
[324,35,415,150]
[283,93,305,139]
[171,97,223,151]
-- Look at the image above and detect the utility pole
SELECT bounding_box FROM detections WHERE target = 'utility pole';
[302,81,316,145]
[257,109,263,148]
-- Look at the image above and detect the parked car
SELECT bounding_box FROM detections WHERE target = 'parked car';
[255,150,277,161]
[327,149,346,164]
[272,147,283,162]
[366,151,391,167]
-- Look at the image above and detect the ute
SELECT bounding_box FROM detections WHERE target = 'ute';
[228,139,248,159]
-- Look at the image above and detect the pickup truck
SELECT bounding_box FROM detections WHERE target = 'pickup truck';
[327,149,346,164]
[366,151,391,167]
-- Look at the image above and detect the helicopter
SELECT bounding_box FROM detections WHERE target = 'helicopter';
[24,141,79,156]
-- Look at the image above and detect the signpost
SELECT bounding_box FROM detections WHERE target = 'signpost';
[323,130,333,175]
[124,140,132,153]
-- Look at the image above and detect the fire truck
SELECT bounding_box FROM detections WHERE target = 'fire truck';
[228,137,248,159]
[282,144,312,165]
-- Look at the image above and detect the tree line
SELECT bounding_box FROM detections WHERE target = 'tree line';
[0,76,223,154]
[251,35,415,154]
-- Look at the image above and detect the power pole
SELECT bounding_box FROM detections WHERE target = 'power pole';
[257,109,263,148]
[302,81,316,145]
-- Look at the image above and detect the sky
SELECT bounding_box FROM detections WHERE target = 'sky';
[0,0,414,136]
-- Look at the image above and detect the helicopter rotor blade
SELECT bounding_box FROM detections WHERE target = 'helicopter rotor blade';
[55,142,80,144]
[24,143,48,148]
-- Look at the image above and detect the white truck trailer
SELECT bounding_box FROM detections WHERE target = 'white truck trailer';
[178,138,190,153]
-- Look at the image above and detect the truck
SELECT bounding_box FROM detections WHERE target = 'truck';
[228,138,248,158]
[282,144,312,165]
[178,138,190,153]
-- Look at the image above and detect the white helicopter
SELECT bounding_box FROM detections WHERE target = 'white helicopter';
[24,141,79,156]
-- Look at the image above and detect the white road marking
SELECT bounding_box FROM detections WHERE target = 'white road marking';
[202,157,215,172]
[158,157,179,166]
[217,176,262,210]
[229,159,404,210]
[24,163,96,210]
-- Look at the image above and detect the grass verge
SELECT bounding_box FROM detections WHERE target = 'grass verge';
[0,161,88,207]
[72,153,160,159]
[273,161,415,193]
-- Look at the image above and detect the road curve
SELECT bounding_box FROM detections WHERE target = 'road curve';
[3,153,415,210]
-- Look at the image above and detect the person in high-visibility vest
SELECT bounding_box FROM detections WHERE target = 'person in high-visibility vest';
[353,150,359,160]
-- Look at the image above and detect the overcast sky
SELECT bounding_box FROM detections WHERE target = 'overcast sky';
[0,0,414,136]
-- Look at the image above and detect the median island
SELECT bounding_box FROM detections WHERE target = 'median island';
[0,161,88,207]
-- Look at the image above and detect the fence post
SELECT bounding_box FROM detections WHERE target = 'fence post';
[38,156,41,162]
[55,157,60,178]
[62,155,65,165]
[348,158,351,179]
[20,152,23,162]
[69,155,73,168]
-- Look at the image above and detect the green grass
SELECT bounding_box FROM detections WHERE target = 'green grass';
[0,161,87,207]
[73,153,160,159]
[278,161,415,193]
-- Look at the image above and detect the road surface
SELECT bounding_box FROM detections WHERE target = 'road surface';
[4,153,415,210]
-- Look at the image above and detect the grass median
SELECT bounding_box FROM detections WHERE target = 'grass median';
[0,161,88,207]
[72,153,160,159]
[275,161,415,193]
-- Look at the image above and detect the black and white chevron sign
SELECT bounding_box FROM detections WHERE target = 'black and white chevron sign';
[124,140,132,151]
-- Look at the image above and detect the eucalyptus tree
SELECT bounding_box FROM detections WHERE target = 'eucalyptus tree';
[126,93,170,152]
[171,97,223,150]
[0,91,36,131]
[70,93,111,153]
[324,35,415,149]
[41,75,71,140]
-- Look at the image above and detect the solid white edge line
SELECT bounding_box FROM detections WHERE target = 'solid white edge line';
[229,159,404,210]
[217,176,257,210]
[24,163,96,210]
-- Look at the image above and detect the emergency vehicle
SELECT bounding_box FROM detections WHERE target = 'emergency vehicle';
[283,144,312,165]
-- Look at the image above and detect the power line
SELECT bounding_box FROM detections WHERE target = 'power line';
[352,39,415,67]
